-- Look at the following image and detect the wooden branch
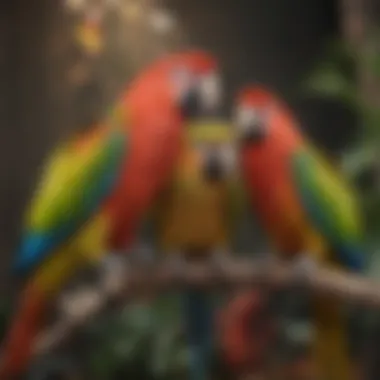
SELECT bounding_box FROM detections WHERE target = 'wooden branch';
[34,257,380,356]
[339,0,368,48]
[340,0,380,106]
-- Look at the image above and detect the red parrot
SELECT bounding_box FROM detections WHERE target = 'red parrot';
[0,50,222,378]
[219,290,274,377]
[233,86,366,380]
[106,50,222,249]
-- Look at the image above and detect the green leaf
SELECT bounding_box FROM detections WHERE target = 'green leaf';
[151,326,183,376]
[324,38,356,64]
[301,65,358,106]
[341,147,378,178]
[361,106,380,143]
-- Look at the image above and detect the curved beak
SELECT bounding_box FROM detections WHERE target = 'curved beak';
[240,122,266,144]
[179,89,199,119]
[202,145,236,182]
[203,154,224,182]
[178,73,222,120]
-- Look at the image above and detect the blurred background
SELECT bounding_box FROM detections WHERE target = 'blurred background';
[1,0,380,378]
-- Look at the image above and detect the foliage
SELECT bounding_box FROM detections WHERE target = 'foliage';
[20,296,188,379]
[302,34,380,251]
[83,295,189,380]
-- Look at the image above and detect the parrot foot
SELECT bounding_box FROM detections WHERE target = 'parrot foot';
[167,252,186,266]
[290,254,319,285]
[129,242,157,266]
[59,286,103,321]
[100,253,128,295]
[210,248,232,283]
[211,247,231,266]
[166,252,186,279]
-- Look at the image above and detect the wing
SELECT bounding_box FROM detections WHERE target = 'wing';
[13,125,128,277]
[291,147,366,272]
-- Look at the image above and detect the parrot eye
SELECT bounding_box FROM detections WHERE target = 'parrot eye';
[234,106,268,144]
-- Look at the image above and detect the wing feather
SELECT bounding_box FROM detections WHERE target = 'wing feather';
[291,147,365,271]
[14,125,127,276]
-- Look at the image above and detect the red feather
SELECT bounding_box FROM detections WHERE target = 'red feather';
[104,51,217,249]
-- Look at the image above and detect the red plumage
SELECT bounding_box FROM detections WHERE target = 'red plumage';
[105,50,218,248]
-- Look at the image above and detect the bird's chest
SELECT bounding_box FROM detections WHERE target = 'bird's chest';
[246,161,315,256]
[157,172,228,251]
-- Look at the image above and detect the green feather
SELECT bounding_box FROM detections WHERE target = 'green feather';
[291,147,365,270]
[27,128,127,233]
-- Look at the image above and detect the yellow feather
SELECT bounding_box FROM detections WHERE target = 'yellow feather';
[32,213,108,294]
[185,119,234,144]
[307,145,363,238]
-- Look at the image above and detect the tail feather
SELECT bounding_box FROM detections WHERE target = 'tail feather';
[313,295,353,380]
[0,284,47,378]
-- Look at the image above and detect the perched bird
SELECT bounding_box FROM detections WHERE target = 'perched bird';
[1,123,128,379]
[149,119,244,380]
[0,50,222,378]
[233,86,366,380]
[106,50,223,249]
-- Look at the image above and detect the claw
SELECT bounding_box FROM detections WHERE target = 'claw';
[59,286,102,320]
[129,242,157,266]
[291,254,319,283]
[210,247,231,268]
[100,253,128,294]
[164,251,186,283]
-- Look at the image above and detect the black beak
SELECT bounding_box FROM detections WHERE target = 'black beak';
[180,88,220,120]
[203,155,224,182]
[179,89,201,120]
[240,122,266,145]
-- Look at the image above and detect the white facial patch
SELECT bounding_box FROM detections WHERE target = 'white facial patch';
[198,142,238,178]
[234,106,260,134]
[170,66,195,101]
[199,72,222,111]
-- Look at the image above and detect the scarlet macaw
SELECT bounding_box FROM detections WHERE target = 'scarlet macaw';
[233,86,366,380]
[0,50,222,378]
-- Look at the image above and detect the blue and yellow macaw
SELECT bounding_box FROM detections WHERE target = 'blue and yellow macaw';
[150,119,245,380]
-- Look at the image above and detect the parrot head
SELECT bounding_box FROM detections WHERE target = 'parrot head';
[125,50,222,127]
[166,51,222,120]
[186,119,236,182]
[233,86,302,151]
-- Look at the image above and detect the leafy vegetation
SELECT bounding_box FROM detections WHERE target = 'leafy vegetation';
[302,34,380,257]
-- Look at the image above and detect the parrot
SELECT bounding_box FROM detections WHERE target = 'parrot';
[233,86,366,380]
[148,118,244,380]
[105,50,223,249]
[0,50,222,378]
[218,289,274,379]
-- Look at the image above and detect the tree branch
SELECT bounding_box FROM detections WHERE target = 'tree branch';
[34,257,380,355]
